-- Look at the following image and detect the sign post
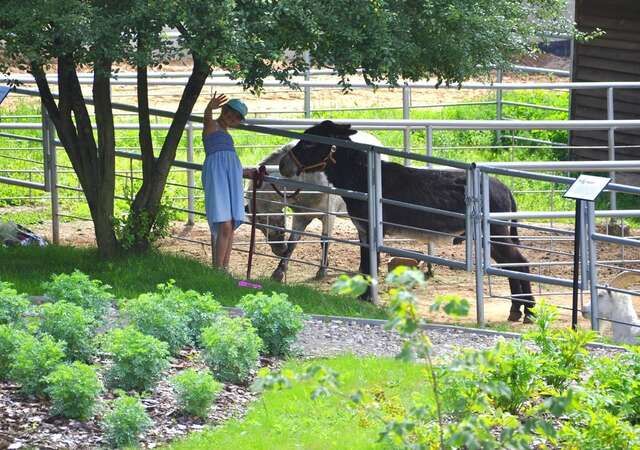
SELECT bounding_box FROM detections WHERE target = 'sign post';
[563,175,611,330]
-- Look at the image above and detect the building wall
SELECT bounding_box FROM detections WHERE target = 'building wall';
[569,0,640,185]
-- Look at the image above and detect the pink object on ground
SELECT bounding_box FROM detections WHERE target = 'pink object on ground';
[238,280,262,289]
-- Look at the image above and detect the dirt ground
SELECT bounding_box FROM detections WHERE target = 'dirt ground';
[29,216,640,336]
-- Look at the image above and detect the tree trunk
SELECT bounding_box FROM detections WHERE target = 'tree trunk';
[127,55,211,251]
[31,59,120,258]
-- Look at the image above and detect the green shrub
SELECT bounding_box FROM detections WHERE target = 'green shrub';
[0,324,28,379]
[558,409,640,450]
[102,326,170,392]
[0,281,31,326]
[9,333,66,396]
[120,286,192,354]
[238,292,305,356]
[200,316,263,384]
[42,270,113,321]
[45,361,102,420]
[168,284,223,344]
[526,301,595,389]
[38,301,96,362]
[171,368,222,418]
[103,394,152,448]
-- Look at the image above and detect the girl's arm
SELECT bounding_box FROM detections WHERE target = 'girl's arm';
[203,92,228,136]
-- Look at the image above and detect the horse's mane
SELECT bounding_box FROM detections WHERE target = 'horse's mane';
[260,141,296,165]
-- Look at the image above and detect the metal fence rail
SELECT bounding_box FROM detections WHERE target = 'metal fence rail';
[2,82,640,339]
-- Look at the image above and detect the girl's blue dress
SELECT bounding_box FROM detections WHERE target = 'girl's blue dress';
[201,130,245,237]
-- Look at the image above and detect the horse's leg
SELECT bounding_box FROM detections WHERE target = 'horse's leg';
[490,238,534,323]
[315,208,334,280]
[271,214,313,282]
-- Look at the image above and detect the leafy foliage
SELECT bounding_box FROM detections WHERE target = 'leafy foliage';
[9,333,66,396]
[0,0,576,254]
[120,288,192,355]
[156,280,223,345]
[0,280,31,326]
[45,361,102,420]
[171,368,222,419]
[42,270,113,321]
[103,393,152,449]
[200,316,263,384]
[101,326,170,392]
[38,301,96,362]
[0,324,28,379]
[238,292,306,356]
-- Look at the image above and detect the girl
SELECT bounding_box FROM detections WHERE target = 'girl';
[202,92,256,270]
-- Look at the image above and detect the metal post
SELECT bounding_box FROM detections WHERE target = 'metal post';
[586,202,599,331]
[46,111,59,244]
[425,125,433,167]
[496,69,503,143]
[426,125,434,262]
[607,88,616,211]
[465,167,474,271]
[373,147,383,246]
[481,173,491,272]
[367,150,379,303]
[579,201,588,292]
[186,122,195,225]
[571,199,582,330]
[473,168,485,327]
[41,103,51,192]
[402,84,411,166]
[304,51,311,118]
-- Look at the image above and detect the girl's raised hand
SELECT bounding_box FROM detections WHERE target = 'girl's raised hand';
[208,91,229,109]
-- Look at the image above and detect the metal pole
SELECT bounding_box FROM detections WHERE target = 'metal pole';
[607,87,617,211]
[402,84,411,166]
[367,150,379,303]
[304,51,311,118]
[47,112,59,244]
[496,69,503,143]
[571,199,582,330]
[186,121,195,225]
[586,202,600,331]
[579,201,588,292]
[473,168,485,326]
[465,167,474,271]
[373,148,383,246]
[41,103,51,192]
[426,125,434,263]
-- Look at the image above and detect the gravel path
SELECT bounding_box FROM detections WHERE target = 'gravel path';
[294,316,628,360]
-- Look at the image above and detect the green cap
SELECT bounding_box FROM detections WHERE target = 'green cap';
[225,99,248,120]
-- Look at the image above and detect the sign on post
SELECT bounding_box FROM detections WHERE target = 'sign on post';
[563,174,611,330]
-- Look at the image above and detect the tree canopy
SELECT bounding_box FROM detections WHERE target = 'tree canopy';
[0,0,573,257]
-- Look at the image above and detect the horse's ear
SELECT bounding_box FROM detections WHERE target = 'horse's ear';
[335,123,357,137]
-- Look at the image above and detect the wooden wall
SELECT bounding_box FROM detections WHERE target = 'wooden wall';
[569,0,640,185]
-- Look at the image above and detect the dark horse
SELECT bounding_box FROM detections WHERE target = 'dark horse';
[279,120,535,323]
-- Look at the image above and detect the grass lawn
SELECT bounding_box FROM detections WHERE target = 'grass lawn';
[165,355,428,450]
[0,245,386,319]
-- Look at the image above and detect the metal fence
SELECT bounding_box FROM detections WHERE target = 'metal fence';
[1,78,640,339]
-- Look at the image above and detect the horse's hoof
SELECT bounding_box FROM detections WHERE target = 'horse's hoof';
[507,311,522,322]
[314,269,327,280]
[270,269,285,283]
[523,312,535,324]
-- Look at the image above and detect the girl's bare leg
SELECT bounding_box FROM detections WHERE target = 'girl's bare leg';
[215,220,234,270]
[223,228,234,269]
[210,231,217,266]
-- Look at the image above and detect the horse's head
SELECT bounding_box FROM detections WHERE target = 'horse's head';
[279,120,357,177]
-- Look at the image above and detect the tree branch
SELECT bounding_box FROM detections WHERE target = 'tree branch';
[93,58,116,218]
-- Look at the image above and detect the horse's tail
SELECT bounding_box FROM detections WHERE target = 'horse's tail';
[509,190,520,246]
